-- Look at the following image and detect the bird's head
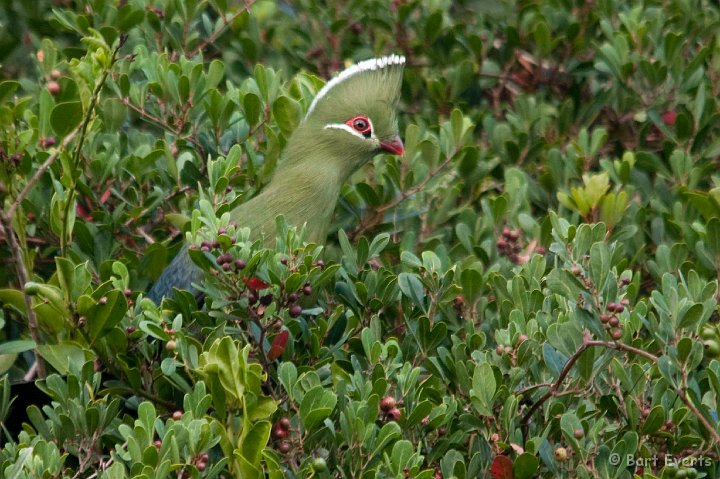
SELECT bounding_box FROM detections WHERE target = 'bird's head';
[287,55,405,174]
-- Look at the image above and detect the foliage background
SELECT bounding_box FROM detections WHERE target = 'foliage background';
[0,0,719,477]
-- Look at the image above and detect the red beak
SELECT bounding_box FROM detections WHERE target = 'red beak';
[379,136,404,156]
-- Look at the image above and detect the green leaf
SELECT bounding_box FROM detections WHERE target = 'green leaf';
[272,96,301,135]
[398,272,425,310]
[243,92,262,126]
[513,453,539,479]
[86,290,128,342]
[0,340,36,354]
[300,386,337,431]
[469,362,495,416]
[50,101,83,137]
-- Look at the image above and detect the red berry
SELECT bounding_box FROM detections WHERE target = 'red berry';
[278,417,291,430]
[380,396,396,412]
[611,330,622,340]
[386,407,402,421]
[278,441,290,453]
[47,81,60,95]
[609,316,619,327]
[272,424,288,439]
[662,110,677,126]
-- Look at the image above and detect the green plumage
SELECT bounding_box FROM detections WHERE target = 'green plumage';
[148,56,405,302]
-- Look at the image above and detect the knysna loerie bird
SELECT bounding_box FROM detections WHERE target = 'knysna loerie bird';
[148,55,405,302]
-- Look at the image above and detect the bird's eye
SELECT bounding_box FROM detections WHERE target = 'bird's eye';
[346,116,372,138]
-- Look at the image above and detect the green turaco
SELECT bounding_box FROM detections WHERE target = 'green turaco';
[148,55,405,302]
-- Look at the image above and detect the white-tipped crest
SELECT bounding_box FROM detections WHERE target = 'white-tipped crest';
[306,54,406,117]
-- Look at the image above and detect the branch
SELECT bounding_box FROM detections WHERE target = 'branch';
[351,149,457,240]
[6,128,80,220]
[0,215,45,378]
[520,336,720,446]
[187,1,256,58]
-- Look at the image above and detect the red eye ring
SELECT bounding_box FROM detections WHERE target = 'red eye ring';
[346,115,371,135]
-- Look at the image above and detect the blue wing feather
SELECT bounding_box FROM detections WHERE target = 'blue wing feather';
[147,245,203,303]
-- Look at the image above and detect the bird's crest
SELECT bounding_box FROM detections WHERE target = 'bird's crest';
[305,55,405,122]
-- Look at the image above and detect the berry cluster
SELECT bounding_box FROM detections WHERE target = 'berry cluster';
[380,395,402,422]
[496,227,522,263]
[599,300,628,340]
[271,417,292,454]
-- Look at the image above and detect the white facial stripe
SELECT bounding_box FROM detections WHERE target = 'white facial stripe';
[324,123,366,140]
[324,117,376,140]
[307,54,406,116]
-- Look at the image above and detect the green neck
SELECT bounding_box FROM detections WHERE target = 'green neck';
[231,125,367,244]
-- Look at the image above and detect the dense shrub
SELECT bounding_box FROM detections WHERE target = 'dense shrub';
[0,0,719,477]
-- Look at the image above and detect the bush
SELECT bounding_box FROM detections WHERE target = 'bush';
[0,0,719,477]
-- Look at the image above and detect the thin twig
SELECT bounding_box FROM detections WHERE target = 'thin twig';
[6,128,80,220]
[0,215,46,378]
[520,337,720,446]
[187,1,256,58]
[351,149,457,239]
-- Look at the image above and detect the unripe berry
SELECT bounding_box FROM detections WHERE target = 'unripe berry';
[554,447,568,461]
[166,339,177,351]
[573,428,584,439]
[172,410,183,420]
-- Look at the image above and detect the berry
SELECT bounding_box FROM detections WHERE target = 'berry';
[386,407,402,421]
[573,428,584,439]
[235,259,246,269]
[280,258,288,266]
[172,410,183,420]
[196,460,207,471]
[496,345,504,355]
[517,334,528,345]
[47,81,60,95]
[126,325,136,334]
[704,339,720,357]
[124,288,132,297]
[222,262,230,271]
[302,283,313,295]
[609,316,619,327]
[278,417,291,430]
[154,440,162,449]
[554,447,568,461]
[312,457,327,472]
[289,304,302,318]
[166,339,177,351]
[50,69,61,80]
[260,294,273,306]
[611,330,622,340]
[272,424,288,439]
[599,314,611,324]
[278,441,290,454]
[662,110,677,126]
[380,396,396,412]
[288,292,298,303]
